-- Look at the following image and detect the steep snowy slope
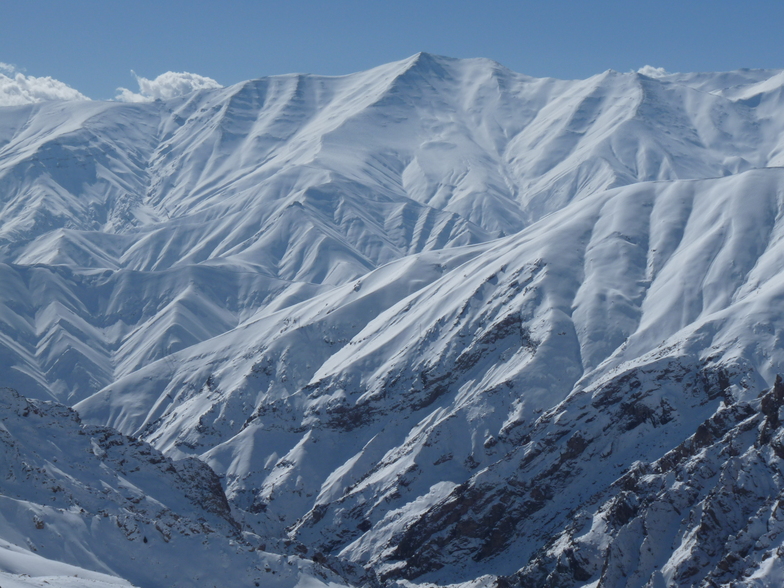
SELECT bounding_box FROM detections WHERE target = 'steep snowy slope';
[3,55,784,587]
[0,537,138,587]
[0,386,352,588]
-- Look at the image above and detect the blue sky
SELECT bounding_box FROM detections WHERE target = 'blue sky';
[1,0,782,100]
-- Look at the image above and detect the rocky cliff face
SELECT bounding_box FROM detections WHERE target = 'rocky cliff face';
[503,376,784,588]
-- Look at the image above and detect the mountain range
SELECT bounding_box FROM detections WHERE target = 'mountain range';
[2,53,784,587]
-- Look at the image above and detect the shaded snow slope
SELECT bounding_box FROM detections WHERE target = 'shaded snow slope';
[0,387,352,588]
[0,537,138,587]
[3,55,784,587]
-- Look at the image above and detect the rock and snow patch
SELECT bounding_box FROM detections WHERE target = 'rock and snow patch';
[0,387,352,588]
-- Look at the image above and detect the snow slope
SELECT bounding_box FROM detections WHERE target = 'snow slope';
[77,166,784,584]
[0,537,137,587]
[3,55,784,405]
[0,386,351,588]
[2,54,784,586]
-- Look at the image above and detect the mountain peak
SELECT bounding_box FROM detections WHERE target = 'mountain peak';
[394,51,455,80]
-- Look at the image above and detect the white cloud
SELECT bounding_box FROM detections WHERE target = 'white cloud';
[0,64,89,106]
[637,65,669,78]
[116,71,222,102]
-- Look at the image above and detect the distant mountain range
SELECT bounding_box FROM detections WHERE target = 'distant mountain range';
[2,53,784,587]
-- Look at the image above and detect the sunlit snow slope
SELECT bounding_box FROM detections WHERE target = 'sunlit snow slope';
[3,54,784,587]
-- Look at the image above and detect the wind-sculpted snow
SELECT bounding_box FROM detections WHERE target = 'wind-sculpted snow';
[3,54,784,586]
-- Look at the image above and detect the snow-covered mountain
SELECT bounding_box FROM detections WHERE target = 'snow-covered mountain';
[0,386,352,588]
[2,53,784,587]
